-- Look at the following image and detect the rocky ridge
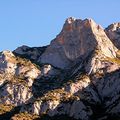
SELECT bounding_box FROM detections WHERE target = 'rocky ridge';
[0,17,120,120]
[105,22,120,49]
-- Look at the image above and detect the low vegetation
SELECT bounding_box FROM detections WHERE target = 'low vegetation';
[105,57,120,65]
[0,104,14,115]
[116,50,120,58]
[38,88,79,103]
[16,57,33,67]
[11,112,40,120]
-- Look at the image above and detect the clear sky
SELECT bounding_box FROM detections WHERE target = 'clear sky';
[0,0,120,51]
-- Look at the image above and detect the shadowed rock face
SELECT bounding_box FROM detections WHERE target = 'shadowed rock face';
[1,17,120,120]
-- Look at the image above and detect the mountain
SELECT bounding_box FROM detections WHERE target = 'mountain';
[0,17,120,120]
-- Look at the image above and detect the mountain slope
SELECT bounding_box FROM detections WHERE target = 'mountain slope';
[0,17,120,120]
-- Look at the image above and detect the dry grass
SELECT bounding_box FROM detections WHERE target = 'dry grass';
[11,112,39,120]
[40,88,79,103]
[10,75,28,87]
[0,104,14,115]
[16,57,33,67]
[116,50,120,58]
[105,57,120,65]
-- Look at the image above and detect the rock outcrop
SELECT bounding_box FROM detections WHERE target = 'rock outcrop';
[105,22,120,49]
[1,17,120,120]
[13,45,47,63]
[0,51,41,106]
[40,17,117,69]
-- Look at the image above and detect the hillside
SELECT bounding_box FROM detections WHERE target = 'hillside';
[0,17,120,120]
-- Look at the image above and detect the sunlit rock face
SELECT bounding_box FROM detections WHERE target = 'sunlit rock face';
[0,51,17,74]
[0,50,41,106]
[105,22,120,49]
[1,17,120,120]
[0,83,32,105]
[40,17,117,69]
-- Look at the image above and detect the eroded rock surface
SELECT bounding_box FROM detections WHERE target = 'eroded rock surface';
[1,17,120,120]
[40,17,117,69]
[0,51,41,106]
[105,22,120,49]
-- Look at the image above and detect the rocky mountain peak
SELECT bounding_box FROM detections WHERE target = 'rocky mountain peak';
[0,50,16,75]
[106,22,120,31]
[105,22,120,49]
[65,17,76,24]
[40,18,117,69]
[1,50,15,59]
[1,17,120,120]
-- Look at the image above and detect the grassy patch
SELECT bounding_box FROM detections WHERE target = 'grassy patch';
[116,50,120,58]
[105,57,120,65]
[11,112,39,120]
[0,104,14,115]
[38,88,79,103]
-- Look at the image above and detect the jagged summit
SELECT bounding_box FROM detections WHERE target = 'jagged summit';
[105,22,120,49]
[40,17,117,69]
[1,17,120,120]
[106,22,120,31]
[65,17,76,24]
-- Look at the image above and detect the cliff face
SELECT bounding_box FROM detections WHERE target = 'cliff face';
[1,17,120,120]
[40,17,116,69]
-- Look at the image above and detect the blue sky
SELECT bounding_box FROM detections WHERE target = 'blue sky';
[0,0,120,51]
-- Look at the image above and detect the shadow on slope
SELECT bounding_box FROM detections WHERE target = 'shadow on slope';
[1,65,120,119]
